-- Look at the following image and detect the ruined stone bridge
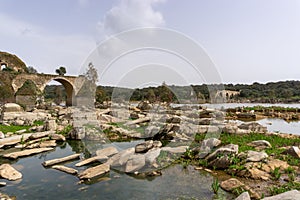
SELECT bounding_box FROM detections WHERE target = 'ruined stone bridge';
[12,73,85,106]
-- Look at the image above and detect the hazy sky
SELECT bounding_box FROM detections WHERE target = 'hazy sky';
[1,0,300,86]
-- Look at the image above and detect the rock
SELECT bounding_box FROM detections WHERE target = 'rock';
[52,165,78,175]
[108,148,135,167]
[235,192,251,200]
[220,178,260,199]
[237,113,256,120]
[29,131,55,140]
[96,146,119,157]
[15,129,27,134]
[283,146,300,159]
[196,138,222,159]
[44,120,57,131]
[223,123,239,134]
[130,112,139,120]
[206,144,239,162]
[0,192,14,200]
[13,119,25,126]
[208,155,232,169]
[144,126,160,137]
[75,155,108,167]
[0,133,31,147]
[263,159,290,172]
[135,140,154,153]
[42,153,80,167]
[137,101,151,111]
[145,148,161,164]
[161,146,188,154]
[2,103,23,112]
[153,140,162,148]
[262,190,300,200]
[125,117,151,126]
[248,140,272,150]
[221,178,245,191]
[246,150,268,162]
[0,182,6,187]
[239,164,271,180]
[3,148,54,159]
[197,125,220,134]
[49,133,66,141]
[238,122,267,133]
[26,140,56,149]
[0,131,5,139]
[125,154,146,173]
[166,116,181,124]
[78,163,110,180]
[0,164,22,180]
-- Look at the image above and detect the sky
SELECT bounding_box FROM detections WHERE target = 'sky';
[1,0,300,87]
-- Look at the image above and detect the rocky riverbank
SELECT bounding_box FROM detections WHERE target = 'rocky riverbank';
[1,102,300,199]
[226,106,300,121]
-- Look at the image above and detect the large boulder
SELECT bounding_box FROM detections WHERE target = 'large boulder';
[125,154,146,173]
[2,103,23,113]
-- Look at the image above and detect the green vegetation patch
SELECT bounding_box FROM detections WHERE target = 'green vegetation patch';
[0,124,31,134]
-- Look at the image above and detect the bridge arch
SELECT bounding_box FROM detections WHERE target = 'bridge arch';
[12,74,82,107]
[47,77,74,106]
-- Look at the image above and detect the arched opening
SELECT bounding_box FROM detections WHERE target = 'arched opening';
[44,79,74,106]
[1,63,8,71]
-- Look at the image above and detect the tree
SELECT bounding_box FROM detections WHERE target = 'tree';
[84,62,98,83]
[27,66,38,74]
[55,66,66,76]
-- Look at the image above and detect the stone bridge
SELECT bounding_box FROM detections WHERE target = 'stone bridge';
[12,74,85,106]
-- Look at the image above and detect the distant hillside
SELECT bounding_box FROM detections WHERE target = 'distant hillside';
[94,80,300,104]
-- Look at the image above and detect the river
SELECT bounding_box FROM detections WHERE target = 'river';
[0,140,234,200]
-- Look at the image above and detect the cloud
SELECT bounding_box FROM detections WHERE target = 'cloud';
[0,13,95,76]
[98,0,166,35]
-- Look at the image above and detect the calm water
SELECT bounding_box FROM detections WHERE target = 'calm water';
[0,141,234,200]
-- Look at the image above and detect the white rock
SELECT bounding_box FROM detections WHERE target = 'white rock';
[0,164,22,181]
[3,103,23,112]
[262,190,300,200]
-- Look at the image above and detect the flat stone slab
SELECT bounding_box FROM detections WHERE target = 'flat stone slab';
[75,155,108,167]
[0,134,31,147]
[161,146,189,154]
[3,148,54,159]
[29,131,55,140]
[42,154,80,167]
[0,164,22,181]
[26,140,57,149]
[78,163,110,180]
[52,165,78,175]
